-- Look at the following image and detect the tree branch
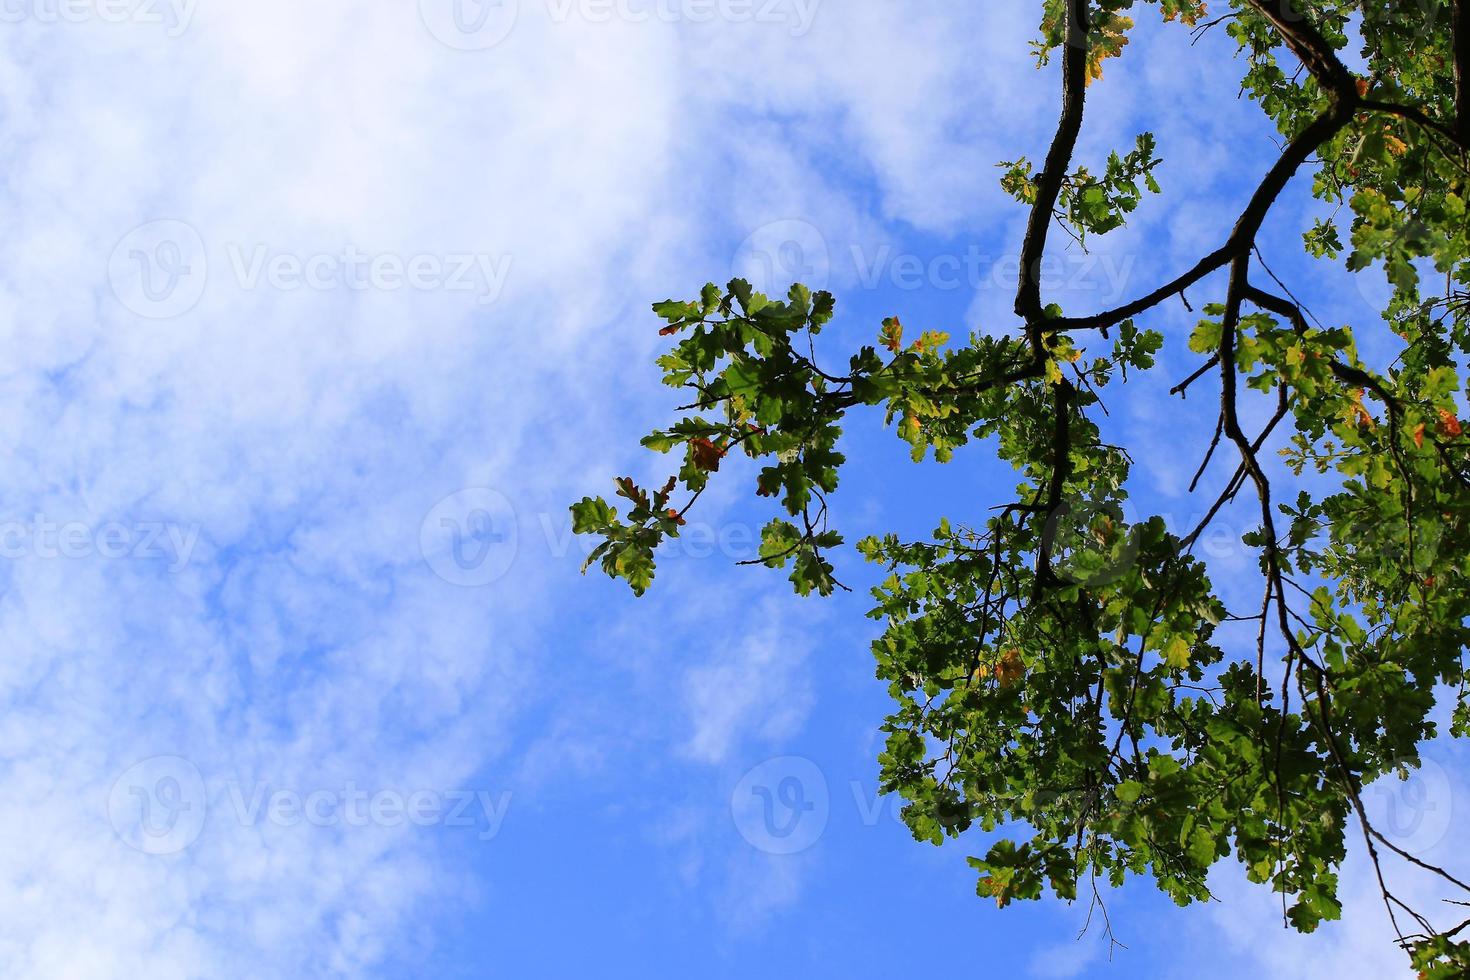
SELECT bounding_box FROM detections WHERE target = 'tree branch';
[1243,0,1357,99]
[1054,102,1355,333]
[1016,0,1090,342]
[1456,0,1470,144]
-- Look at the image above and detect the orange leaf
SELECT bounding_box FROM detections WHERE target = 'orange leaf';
[1437,409,1463,439]
[1350,389,1375,429]
[1413,423,1426,449]
[879,316,904,353]
[995,648,1025,688]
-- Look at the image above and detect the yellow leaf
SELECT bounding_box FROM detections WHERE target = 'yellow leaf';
[1164,635,1191,670]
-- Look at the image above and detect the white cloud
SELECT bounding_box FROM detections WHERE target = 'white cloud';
[681,600,815,764]
[0,2,1070,975]
[1028,935,1105,980]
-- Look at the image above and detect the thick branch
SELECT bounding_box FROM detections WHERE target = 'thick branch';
[1456,0,1470,144]
[1016,0,1090,337]
[1244,0,1357,99]
[1034,379,1076,595]
[1218,255,1328,678]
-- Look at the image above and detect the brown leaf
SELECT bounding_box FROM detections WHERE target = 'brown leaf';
[691,437,725,472]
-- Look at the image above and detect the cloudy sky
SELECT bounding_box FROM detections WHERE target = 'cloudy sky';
[0,2,1461,977]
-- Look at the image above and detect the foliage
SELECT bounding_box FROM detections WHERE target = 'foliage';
[573,0,1470,968]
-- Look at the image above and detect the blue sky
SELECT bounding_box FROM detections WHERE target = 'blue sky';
[0,2,1463,977]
